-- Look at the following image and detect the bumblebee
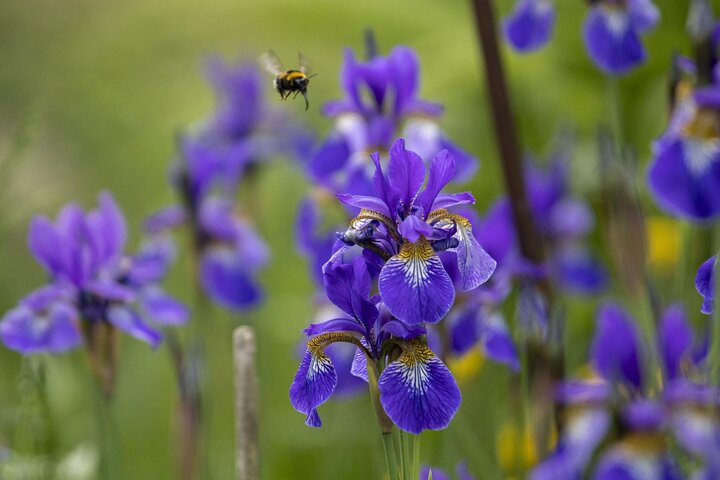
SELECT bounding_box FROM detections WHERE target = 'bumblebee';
[260,50,315,110]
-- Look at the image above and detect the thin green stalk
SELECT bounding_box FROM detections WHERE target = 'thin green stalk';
[411,434,420,480]
[607,75,624,159]
[518,344,531,479]
[381,432,400,480]
[398,430,407,479]
[93,383,122,480]
[675,222,694,301]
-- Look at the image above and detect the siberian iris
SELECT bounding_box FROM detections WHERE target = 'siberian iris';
[648,73,720,221]
[290,138,496,434]
[582,0,660,75]
[0,192,188,354]
[307,46,478,196]
[532,303,718,479]
[503,0,555,52]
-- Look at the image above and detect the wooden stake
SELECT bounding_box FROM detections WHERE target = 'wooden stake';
[233,326,259,480]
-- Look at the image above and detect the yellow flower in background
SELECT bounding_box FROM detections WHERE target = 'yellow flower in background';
[647,216,681,271]
[447,347,485,384]
[496,420,539,474]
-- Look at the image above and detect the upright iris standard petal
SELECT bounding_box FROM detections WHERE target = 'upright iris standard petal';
[648,138,720,221]
[503,0,555,52]
[28,216,64,276]
[590,303,643,389]
[379,340,461,434]
[379,239,455,325]
[416,149,455,216]
[696,255,716,314]
[200,246,262,310]
[290,348,338,428]
[388,138,425,214]
[583,4,645,75]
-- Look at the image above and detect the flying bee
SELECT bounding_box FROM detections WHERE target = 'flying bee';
[259,50,316,110]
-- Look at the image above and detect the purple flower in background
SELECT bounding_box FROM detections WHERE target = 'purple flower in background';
[696,255,716,314]
[145,195,268,311]
[503,0,555,52]
[583,0,659,75]
[532,302,718,478]
[145,57,307,311]
[648,78,720,221]
[0,192,188,355]
[477,156,607,296]
[307,46,478,195]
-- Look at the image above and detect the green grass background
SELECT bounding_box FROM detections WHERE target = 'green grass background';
[0,0,698,478]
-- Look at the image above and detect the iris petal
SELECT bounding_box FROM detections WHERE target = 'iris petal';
[648,138,720,221]
[378,239,455,325]
[583,5,645,75]
[696,255,716,314]
[379,340,461,434]
[289,349,338,428]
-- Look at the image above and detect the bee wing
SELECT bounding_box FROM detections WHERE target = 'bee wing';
[298,51,310,74]
[259,50,284,76]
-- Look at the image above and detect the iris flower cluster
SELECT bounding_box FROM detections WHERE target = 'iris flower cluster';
[290,138,496,434]
[146,58,309,310]
[504,0,660,75]
[306,45,478,196]
[532,303,720,479]
[0,192,187,354]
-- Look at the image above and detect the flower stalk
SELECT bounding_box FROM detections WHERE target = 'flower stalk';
[470,0,558,455]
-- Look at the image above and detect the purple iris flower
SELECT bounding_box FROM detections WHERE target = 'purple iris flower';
[696,255,716,314]
[477,157,608,295]
[648,78,720,221]
[307,46,478,195]
[290,139,492,433]
[290,255,461,434]
[0,192,188,354]
[146,195,268,311]
[582,0,660,75]
[532,302,718,478]
[503,0,555,52]
[335,138,496,325]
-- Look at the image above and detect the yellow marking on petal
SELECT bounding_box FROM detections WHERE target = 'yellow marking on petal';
[647,216,681,271]
[620,432,666,454]
[447,347,485,384]
[683,107,720,141]
[674,79,694,107]
[394,239,437,288]
[307,332,366,357]
[396,339,436,394]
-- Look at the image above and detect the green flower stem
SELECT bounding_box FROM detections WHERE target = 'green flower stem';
[368,359,399,480]
[381,432,400,480]
[411,433,420,480]
[93,382,122,480]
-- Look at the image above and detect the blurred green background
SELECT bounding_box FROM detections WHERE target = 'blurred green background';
[0,0,696,478]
